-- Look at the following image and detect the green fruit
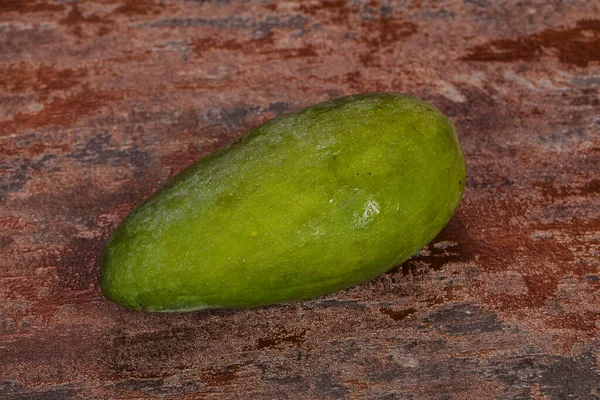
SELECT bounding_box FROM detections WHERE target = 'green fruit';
[100,93,466,312]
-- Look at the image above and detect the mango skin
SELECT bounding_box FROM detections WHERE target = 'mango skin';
[100,93,466,312]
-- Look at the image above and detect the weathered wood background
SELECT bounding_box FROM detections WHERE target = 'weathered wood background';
[1,1,599,399]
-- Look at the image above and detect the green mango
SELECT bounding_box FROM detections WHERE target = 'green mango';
[100,93,466,312]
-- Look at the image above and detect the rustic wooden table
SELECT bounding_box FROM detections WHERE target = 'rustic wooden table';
[1,1,599,399]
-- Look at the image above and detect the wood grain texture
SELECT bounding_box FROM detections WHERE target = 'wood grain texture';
[0,1,598,399]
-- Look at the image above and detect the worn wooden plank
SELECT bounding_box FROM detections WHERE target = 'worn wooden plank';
[0,1,598,399]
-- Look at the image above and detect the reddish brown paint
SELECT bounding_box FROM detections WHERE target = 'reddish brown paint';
[0,89,124,133]
[463,19,600,67]
[379,307,418,321]
[0,0,64,15]
[256,328,307,350]
[0,0,599,398]
[113,0,167,16]
[194,34,319,59]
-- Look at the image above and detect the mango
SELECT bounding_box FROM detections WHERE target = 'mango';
[100,93,466,312]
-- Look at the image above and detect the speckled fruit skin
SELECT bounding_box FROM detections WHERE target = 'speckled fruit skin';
[100,93,466,312]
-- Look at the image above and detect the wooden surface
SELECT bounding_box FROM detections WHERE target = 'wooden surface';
[1,1,599,399]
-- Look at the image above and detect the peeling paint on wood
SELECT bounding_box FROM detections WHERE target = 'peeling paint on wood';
[0,0,598,399]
